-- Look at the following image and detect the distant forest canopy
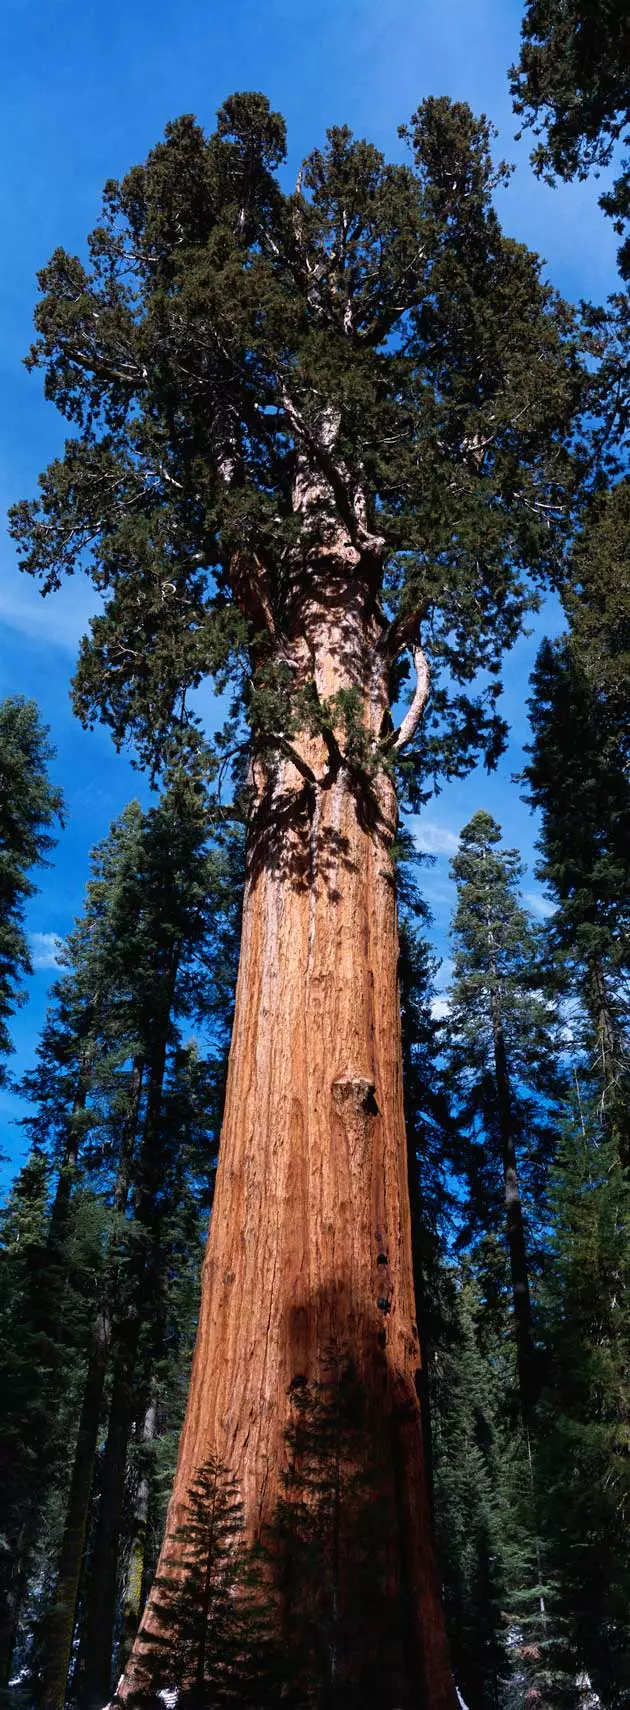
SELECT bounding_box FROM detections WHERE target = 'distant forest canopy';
[1,1,630,1705]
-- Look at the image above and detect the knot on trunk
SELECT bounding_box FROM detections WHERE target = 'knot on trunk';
[332,1074,379,1170]
[332,1075,378,1117]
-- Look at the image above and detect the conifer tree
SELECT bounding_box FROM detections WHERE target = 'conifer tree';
[446,811,562,1421]
[0,802,152,1689]
[0,696,64,1084]
[511,1,630,504]
[11,91,587,1705]
[0,780,239,1710]
[511,0,630,268]
[535,1096,630,1703]
[430,1268,511,1709]
[526,635,630,1155]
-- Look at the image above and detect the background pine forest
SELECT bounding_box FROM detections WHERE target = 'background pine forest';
[2,0,630,1705]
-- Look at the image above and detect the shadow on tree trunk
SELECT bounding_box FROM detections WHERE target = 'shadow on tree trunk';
[115,1288,446,1708]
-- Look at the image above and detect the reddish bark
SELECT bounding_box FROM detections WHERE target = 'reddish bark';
[116,571,456,1708]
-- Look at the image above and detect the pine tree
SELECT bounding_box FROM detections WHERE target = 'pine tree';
[131,1453,276,1709]
[430,1267,511,1709]
[0,779,240,1710]
[511,0,630,266]
[73,782,241,1710]
[10,91,587,1706]
[563,484,630,756]
[535,1095,630,1704]
[0,696,64,1085]
[0,802,150,1690]
[526,635,630,1157]
[446,811,562,1422]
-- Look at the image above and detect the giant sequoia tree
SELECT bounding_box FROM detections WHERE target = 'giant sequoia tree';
[11,93,585,1706]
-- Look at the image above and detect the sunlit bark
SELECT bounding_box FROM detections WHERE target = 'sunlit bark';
[117,561,455,1708]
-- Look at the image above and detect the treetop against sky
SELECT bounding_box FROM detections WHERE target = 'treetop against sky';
[0,0,620,1179]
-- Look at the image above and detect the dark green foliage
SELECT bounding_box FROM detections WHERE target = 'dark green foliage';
[131,1454,276,1708]
[5,78,630,1710]
[9,95,586,794]
[511,0,630,189]
[0,776,243,1703]
[526,635,630,1151]
[535,1103,630,1703]
[563,486,630,757]
[0,1146,109,1692]
[446,813,562,1369]
[0,697,64,1081]
[511,0,630,506]
[448,811,557,1078]
[431,1270,508,1706]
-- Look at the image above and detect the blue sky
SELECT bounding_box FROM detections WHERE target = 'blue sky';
[0,0,619,1182]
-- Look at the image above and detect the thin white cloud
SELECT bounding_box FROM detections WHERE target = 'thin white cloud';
[524,890,556,920]
[0,561,100,652]
[30,932,65,971]
[410,819,459,857]
[430,995,451,1021]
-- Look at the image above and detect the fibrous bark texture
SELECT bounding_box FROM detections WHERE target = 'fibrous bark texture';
[116,576,455,1709]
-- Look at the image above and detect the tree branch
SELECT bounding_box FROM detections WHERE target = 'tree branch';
[230,551,278,643]
[273,737,319,787]
[390,645,430,752]
[378,607,426,662]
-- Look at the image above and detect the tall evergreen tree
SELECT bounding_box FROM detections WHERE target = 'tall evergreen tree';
[39,784,240,1710]
[0,779,240,1709]
[525,635,630,1155]
[431,1267,512,1710]
[10,91,587,1705]
[446,811,562,1422]
[0,697,64,1084]
[536,1096,630,1705]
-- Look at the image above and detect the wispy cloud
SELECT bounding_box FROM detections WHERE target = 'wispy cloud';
[30,931,64,971]
[411,818,459,857]
[0,561,99,652]
[431,995,451,1021]
[524,890,556,920]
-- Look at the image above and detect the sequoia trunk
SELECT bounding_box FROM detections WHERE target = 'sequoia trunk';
[117,583,456,1709]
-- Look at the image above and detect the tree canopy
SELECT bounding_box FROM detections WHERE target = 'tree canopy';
[511,0,630,189]
[10,93,586,795]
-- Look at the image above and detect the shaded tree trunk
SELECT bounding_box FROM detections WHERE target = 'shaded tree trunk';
[46,1035,95,1260]
[119,1395,156,1670]
[117,581,456,1709]
[79,1015,176,1709]
[41,1307,112,1710]
[77,1332,139,1710]
[0,1057,94,1688]
[490,994,536,1421]
[41,1060,144,1710]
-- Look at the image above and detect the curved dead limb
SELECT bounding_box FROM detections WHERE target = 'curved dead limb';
[390,645,430,752]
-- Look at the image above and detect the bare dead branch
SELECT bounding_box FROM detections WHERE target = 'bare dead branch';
[391,645,430,751]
